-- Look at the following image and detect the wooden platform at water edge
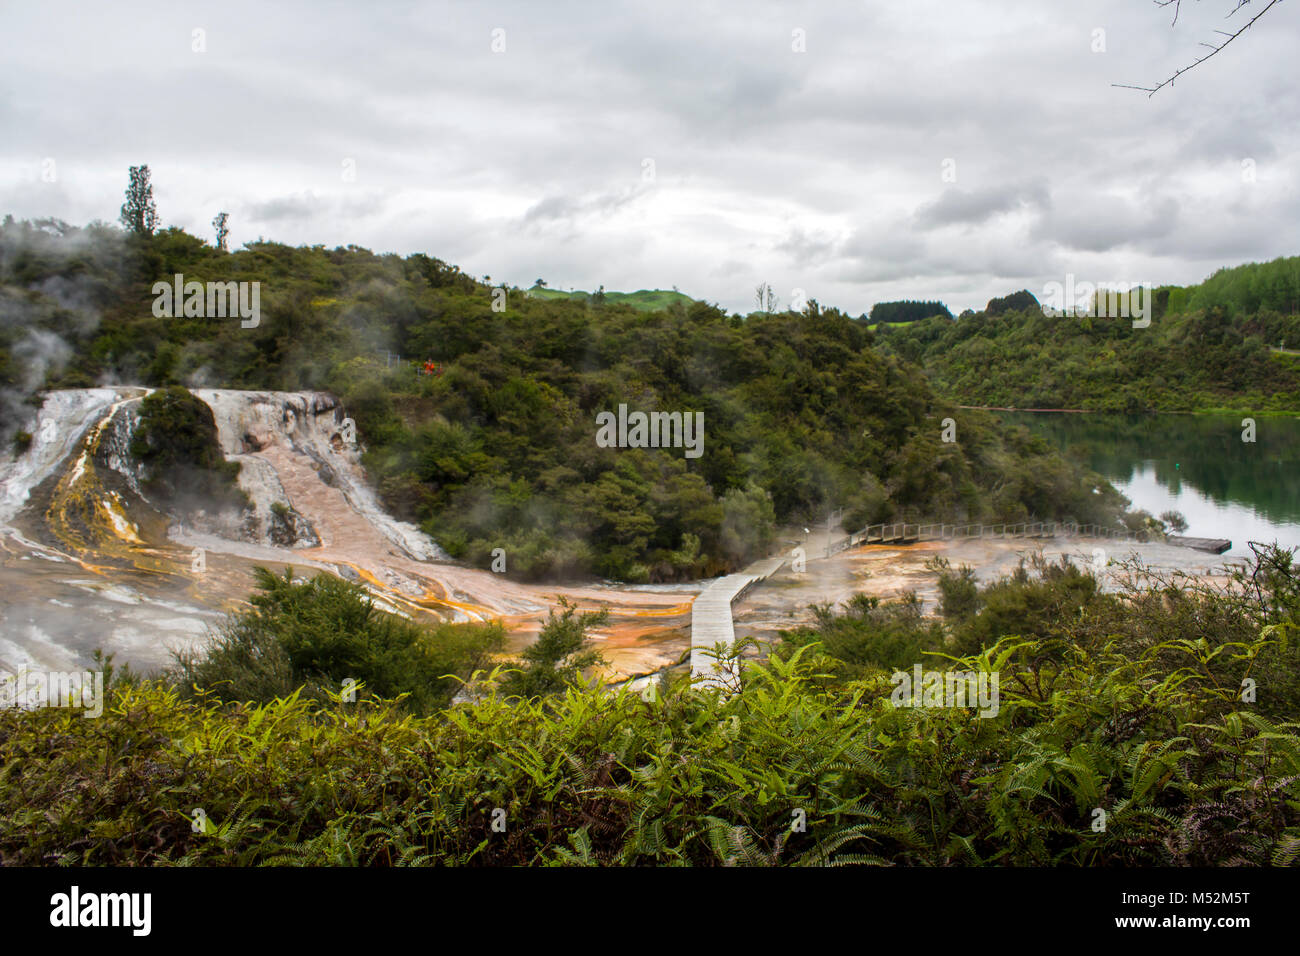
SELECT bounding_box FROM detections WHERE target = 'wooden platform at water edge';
[1165,535,1233,554]
[827,521,1230,556]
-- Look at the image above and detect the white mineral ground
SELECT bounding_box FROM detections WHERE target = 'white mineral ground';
[1,389,695,680]
[0,389,1247,684]
[733,537,1244,651]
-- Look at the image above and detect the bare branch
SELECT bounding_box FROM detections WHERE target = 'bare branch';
[1114,0,1284,97]
[1154,0,1185,27]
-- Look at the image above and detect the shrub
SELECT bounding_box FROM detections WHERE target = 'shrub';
[926,556,982,618]
[130,384,246,511]
[172,566,504,715]
[499,598,608,699]
[1159,509,1189,533]
[3,627,1298,866]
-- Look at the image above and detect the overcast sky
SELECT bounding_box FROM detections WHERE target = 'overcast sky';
[2,0,1298,315]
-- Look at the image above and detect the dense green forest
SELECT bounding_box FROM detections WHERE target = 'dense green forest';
[2,544,1297,865]
[876,258,1300,413]
[867,299,953,324]
[0,216,1128,581]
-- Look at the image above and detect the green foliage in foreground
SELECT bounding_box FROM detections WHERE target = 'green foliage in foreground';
[2,634,1297,866]
[782,545,1300,722]
[3,548,1300,866]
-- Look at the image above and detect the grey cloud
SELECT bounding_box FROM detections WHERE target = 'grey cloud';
[244,190,392,228]
[245,192,323,223]
[1,0,1298,316]
[1182,118,1281,166]
[1032,193,1181,254]
[775,227,841,266]
[521,183,652,228]
[835,228,932,283]
[915,181,1050,229]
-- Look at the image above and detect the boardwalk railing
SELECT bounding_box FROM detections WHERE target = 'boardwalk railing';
[826,521,1146,557]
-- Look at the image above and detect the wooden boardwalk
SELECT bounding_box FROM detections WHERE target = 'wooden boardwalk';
[825,520,1204,557]
[686,520,1231,689]
[690,555,786,687]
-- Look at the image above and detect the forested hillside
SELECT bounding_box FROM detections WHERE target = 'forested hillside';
[876,257,1300,413]
[1,217,1126,581]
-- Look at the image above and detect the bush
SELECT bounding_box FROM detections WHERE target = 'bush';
[1160,509,1189,533]
[948,553,1103,658]
[130,385,246,511]
[499,598,608,699]
[3,625,1298,866]
[926,556,981,618]
[776,591,946,680]
[173,566,504,715]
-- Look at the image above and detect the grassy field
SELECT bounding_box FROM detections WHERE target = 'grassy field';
[524,287,696,311]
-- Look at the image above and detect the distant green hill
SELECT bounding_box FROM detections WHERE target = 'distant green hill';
[1179,255,1300,319]
[875,256,1300,413]
[525,287,695,311]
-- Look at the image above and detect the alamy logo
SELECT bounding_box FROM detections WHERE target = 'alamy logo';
[0,667,104,718]
[889,664,999,718]
[152,273,260,328]
[1040,274,1152,328]
[595,404,704,459]
[49,886,151,936]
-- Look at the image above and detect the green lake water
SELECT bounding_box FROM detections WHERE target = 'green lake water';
[991,411,1300,558]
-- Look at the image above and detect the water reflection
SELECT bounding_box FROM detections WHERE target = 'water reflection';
[992,412,1300,556]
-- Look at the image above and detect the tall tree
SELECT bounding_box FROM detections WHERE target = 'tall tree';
[119,165,159,235]
[212,211,229,251]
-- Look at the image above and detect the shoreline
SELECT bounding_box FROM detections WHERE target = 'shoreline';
[962,404,1300,418]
